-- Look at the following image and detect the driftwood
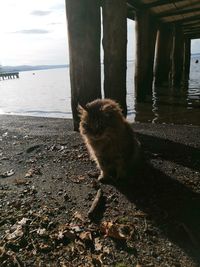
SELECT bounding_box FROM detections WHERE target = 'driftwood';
[88,189,103,219]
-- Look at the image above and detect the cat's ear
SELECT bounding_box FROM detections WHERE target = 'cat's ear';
[78,104,87,116]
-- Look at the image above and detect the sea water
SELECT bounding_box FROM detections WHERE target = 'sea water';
[0,57,199,125]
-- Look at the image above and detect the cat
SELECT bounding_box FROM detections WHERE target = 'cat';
[79,99,141,182]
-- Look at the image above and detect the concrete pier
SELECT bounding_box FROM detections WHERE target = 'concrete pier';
[0,72,19,80]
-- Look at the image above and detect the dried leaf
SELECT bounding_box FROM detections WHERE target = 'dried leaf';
[2,132,8,137]
[75,240,86,254]
[0,246,6,257]
[18,218,30,226]
[79,231,92,241]
[13,178,27,185]
[94,237,102,251]
[73,211,84,222]
[103,246,110,254]
[6,226,23,240]
[39,243,51,253]
[92,255,103,266]
[25,167,41,178]
[77,175,85,181]
[100,221,134,240]
[10,254,24,267]
[37,228,47,237]
[70,225,83,233]
[25,169,34,178]
[57,230,76,241]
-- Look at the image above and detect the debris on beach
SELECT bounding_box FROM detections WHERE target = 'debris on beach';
[0,169,15,178]
[0,118,199,267]
[25,167,42,178]
[26,144,42,154]
[88,189,103,219]
[100,221,134,240]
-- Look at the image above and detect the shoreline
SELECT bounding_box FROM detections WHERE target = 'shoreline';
[0,114,199,146]
[0,114,200,266]
[1,112,200,127]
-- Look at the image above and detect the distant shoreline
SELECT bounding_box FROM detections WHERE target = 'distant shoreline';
[0,64,68,73]
[1,53,200,72]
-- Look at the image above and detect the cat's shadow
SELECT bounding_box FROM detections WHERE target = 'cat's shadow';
[137,132,200,172]
[106,133,200,263]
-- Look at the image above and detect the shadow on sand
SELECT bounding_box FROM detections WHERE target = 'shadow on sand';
[111,133,200,263]
[138,132,200,172]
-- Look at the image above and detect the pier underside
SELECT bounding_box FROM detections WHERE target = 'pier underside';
[65,0,200,129]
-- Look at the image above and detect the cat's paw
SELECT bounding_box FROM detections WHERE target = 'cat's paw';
[98,174,106,181]
[98,173,110,182]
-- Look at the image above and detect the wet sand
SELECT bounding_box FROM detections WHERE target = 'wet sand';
[0,115,200,266]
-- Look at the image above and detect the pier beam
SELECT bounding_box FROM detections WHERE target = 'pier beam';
[65,0,101,130]
[154,24,173,86]
[135,10,157,101]
[102,0,127,115]
[171,25,184,87]
[183,37,191,81]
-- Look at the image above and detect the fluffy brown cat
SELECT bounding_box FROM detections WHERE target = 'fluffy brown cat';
[79,99,141,182]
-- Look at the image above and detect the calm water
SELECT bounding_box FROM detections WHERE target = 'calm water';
[0,57,199,125]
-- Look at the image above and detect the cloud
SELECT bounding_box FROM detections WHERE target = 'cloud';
[51,3,65,10]
[31,10,52,16]
[13,29,51,34]
[48,22,62,26]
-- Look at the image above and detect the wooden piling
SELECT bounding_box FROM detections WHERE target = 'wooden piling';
[154,24,173,86]
[102,0,127,116]
[183,38,191,81]
[65,0,101,130]
[171,25,184,88]
[134,10,157,101]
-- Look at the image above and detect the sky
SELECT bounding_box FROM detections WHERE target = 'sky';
[191,39,200,54]
[0,0,69,66]
[0,0,199,66]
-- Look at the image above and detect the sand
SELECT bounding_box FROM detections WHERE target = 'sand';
[0,115,200,266]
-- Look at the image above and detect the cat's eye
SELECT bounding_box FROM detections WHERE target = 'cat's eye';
[104,113,111,118]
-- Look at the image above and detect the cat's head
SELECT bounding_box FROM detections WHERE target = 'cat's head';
[79,99,124,138]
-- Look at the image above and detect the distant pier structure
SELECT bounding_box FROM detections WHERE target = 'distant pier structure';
[65,0,200,130]
[0,72,19,80]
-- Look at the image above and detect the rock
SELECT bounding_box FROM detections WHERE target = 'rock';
[6,226,24,241]
[0,169,15,178]
[37,228,47,237]
[26,144,41,153]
